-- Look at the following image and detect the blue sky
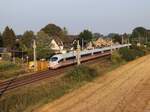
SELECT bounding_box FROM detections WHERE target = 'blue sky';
[0,0,150,35]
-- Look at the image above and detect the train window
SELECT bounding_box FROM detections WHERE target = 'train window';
[94,51,101,54]
[66,56,76,60]
[58,59,63,63]
[81,53,91,57]
[51,57,58,62]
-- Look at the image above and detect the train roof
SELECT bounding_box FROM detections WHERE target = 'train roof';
[50,44,131,61]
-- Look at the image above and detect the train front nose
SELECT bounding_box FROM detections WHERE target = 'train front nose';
[49,57,59,69]
[48,62,58,69]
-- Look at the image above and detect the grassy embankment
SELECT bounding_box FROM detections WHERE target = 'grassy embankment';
[0,61,26,80]
[0,45,150,112]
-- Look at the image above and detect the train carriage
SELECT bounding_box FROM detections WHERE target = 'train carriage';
[48,44,131,69]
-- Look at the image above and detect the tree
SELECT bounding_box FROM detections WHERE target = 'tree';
[41,24,64,38]
[113,34,122,44]
[36,31,53,59]
[20,31,35,59]
[132,27,146,37]
[122,33,130,44]
[93,33,103,38]
[0,32,3,47]
[21,31,35,49]
[131,27,148,44]
[79,30,93,44]
[2,26,16,49]
[108,33,122,44]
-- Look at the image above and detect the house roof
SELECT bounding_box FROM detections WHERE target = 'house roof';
[51,36,63,46]
[63,35,79,43]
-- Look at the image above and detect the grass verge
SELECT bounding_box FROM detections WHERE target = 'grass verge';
[0,59,112,112]
[0,61,26,80]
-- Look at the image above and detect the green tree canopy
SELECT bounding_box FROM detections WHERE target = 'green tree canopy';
[108,33,122,44]
[131,27,150,44]
[21,31,35,49]
[113,34,122,44]
[2,26,16,49]
[41,24,64,38]
[36,31,53,59]
[132,27,146,38]
[79,30,93,43]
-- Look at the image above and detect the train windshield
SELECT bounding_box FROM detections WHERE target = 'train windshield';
[51,57,58,62]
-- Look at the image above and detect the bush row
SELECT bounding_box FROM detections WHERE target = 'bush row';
[111,46,149,64]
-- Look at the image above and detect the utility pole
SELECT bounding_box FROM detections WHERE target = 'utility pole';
[76,40,80,65]
[33,39,37,72]
[82,38,84,50]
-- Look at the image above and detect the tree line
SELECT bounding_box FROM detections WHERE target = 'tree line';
[0,24,150,60]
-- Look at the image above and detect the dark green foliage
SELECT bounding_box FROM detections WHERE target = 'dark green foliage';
[0,61,25,80]
[65,65,98,82]
[0,61,17,71]
[36,48,52,60]
[111,51,124,64]
[119,47,145,61]
[93,33,103,38]
[2,26,16,49]
[131,27,150,44]
[20,31,35,59]
[36,31,53,59]
[119,48,135,61]
[41,24,64,38]
[132,27,146,38]
[111,34,122,44]
[21,31,35,48]
[79,30,93,44]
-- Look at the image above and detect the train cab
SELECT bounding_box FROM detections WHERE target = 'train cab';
[48,56,60,69]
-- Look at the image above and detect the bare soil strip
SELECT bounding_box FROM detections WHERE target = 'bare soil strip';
[35,55,150,112]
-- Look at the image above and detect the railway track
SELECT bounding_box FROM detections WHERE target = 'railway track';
[0,56,110,96]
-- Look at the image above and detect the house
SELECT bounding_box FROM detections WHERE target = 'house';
[85,37,114,49]
[86,41,94,50]
[63,35,79,50]
[49,35,79,53]
[49,36,64,54]
[93,37,113,48]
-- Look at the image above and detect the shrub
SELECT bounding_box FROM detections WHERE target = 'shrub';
[119,47,145,62]
[0,61,18,72]
[119,48,135,61]
[0,61,26,80]
[111,51,124,64]
[65,65,98,82]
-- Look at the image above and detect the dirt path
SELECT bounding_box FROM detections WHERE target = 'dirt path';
[35,55,150,112]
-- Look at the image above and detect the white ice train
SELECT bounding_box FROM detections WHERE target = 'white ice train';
[48,44,131,69]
